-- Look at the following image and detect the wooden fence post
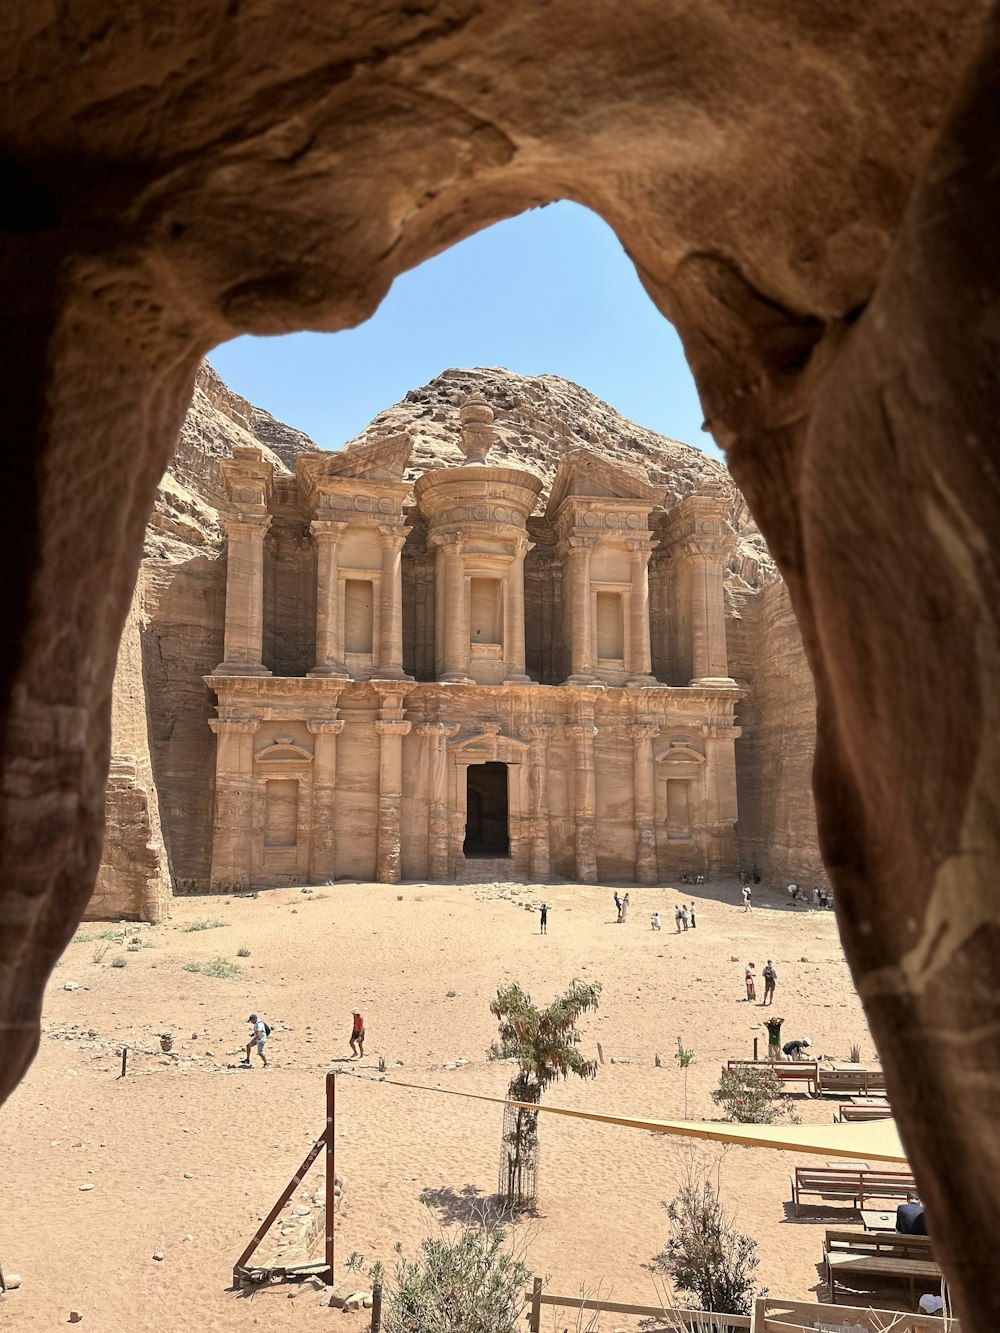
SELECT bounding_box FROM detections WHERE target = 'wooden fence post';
[370,1280,383,1332]
[529,1276,542,1333]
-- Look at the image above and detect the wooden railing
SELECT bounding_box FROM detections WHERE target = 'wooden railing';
[750,1296,957,1332]
[526,1278,752,1331]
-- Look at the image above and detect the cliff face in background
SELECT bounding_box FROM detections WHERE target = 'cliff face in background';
[94,363,824,916]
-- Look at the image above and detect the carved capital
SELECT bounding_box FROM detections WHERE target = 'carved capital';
[307,718,345,735]
[628,721,660,741]
[415,721,460,739]
[223,514,271,539]
[521,722,556,744]
[209,717,260,735]
[564,723,598,741]
[310,519,348,543]
[374,719,413,738]
[555,534,597,559]
[377,525,409,550]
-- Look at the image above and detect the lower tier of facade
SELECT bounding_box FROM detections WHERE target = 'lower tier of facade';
[206,676,742,890]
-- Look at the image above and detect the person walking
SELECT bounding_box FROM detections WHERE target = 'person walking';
[621,892,630,923]
[242,1012,269,1068]
[762,959,777,1005]
[614,891,623,923]
[349,1009,365,1058]
[680,903,689,931]
[742,885,752,913]
[539,902,548,934]
[689,901,697,928]
[744,962,756,1002]
[763,1015,784,1060]
[675,903,684,933]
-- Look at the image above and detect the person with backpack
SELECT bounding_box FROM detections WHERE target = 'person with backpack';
[762,959,777,1005]
[243,1012,270,1067]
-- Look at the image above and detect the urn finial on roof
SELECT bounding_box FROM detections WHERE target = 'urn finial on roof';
[459,392,494,464]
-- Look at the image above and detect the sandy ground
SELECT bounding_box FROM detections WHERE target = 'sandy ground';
[1,878,897,1331]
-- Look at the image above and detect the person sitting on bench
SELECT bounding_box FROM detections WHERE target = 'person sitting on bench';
[896,1192,927,1234]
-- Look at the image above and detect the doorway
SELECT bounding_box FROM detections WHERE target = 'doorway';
[464,762,510,857]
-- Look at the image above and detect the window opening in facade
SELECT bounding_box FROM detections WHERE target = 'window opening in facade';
[344,578,374,654]
[469,577,503,645]
[596,590,625,659]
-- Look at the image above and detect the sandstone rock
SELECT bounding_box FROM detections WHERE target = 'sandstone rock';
[68,1312,83,1324]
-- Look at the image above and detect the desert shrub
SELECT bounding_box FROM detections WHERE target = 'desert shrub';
[184,919,227,932]
[712,1065,799,1124]
[92,942,112,964]
[381,1224,530,1333]
[184,957,241,979]
[237,946,251,958]
[653,1150,762,1315]
[111,956,127,968]
[849,1041,862,1064]
[72,931,94,944]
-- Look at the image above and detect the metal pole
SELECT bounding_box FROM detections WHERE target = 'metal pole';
[325,1070,336,1286]
[370,1280,383,1332]
[120,1047,127,1078]
[753,1037,758,1061]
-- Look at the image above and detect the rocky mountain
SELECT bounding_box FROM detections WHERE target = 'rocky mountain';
[91,363,822,921]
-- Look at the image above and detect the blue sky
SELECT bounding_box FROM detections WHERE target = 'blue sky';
[208,201,717,458]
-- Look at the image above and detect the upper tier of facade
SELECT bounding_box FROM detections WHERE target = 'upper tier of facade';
[214,394,737,690]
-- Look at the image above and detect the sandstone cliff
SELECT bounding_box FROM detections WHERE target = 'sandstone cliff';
[94,363,824,916]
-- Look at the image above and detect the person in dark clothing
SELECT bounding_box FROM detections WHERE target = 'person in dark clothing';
[752,864,761,884]
[896,1194,927,1234]
[613,891,622,923]
[782,1036,812,1059]
[539,902,548,934]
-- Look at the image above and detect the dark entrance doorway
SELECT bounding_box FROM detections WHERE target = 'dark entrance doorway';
[464,762,510,857]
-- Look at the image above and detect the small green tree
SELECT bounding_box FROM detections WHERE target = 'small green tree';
[675,1038,695,1119]
[487,978,601,1207]
[712,1065,800,1124]
[653,1150,762,1315]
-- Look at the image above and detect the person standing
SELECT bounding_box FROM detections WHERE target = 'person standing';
[621,893,630,923]
[614,891,623,923]
[243,1012,269,1068]
[539,902,548,934]
[349,1009,365,1058]
[675,903,684,933]
[689,901,697,928]
[745,962,756,1002]
[680,903,689,931]
[763,1015,783,1060]
[762,959,777,1005]
[742,885,752,913]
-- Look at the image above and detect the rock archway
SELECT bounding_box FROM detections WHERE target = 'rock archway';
[1,3,998,1322]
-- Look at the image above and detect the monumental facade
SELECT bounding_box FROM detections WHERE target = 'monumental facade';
[206,395,742,890]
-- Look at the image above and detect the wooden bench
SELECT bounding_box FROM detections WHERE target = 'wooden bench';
[817,1067,888,1096]
[726,1058,818,1095]
[790,1166,916,1215]
[834,1103,893,1122]
[826,1253,941,1306]
[825,1228,934,1261]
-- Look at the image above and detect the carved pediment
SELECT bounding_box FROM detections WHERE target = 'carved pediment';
[546,447,664,517]
[655,743,705,765]
[254,741,313,763]
[450,729,531,757]
[298,433,413,486]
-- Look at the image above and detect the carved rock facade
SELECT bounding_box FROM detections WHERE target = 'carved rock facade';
[207,398,742,889]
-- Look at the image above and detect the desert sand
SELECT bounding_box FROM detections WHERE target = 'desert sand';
[1,878,884,1330]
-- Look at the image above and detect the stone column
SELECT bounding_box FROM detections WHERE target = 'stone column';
[440,537,472,682]
[374,716,412,883]
[560,537,596,683]
[627,541,655,685]
[701,717,741,874]
[565,718,598,883]
[376,525,409,679]
[688,549,733,683]
[505,537,532,683]
[522,723,555,881]
[306,716,345,882]
[416,721,459,880]
[216,516,272,674]
[208,717,259,891]
[629,720,660,883]
[310,520,349,677]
